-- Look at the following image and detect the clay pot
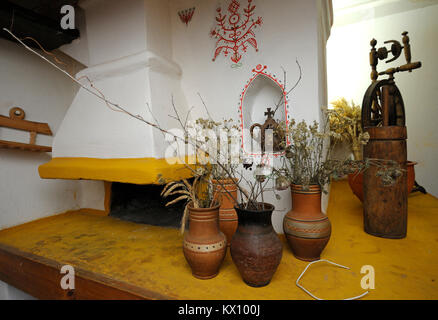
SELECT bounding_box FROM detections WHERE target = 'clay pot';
[212,179,238,247]
[348,161,417,202]
[230,203,283,287]
[183,202,227,279]
[283,184,331,261]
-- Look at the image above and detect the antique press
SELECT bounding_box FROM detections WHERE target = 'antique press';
[361,31,421,238]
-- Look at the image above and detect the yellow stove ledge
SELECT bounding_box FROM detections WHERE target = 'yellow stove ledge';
[38,157,193,184]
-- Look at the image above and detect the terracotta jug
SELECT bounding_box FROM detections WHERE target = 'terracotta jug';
[283,184,331,261]
[348,161,417,202]
[230,203,283,287]
[212,179,238,247]
[183,202,227,279]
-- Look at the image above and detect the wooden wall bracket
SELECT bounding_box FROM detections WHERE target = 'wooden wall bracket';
[0,107,52,152]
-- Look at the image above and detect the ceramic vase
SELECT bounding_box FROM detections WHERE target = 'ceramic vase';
[183,202,227,279]
[212,179,238,247]
[230,203,283,287]
[283,184,331,261]
[348,161,417,202]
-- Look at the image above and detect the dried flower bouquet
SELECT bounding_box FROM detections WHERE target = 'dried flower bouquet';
[328,98,369,160]
[274,114,403,193]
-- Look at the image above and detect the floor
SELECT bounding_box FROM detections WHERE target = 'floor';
[0,180,437,299]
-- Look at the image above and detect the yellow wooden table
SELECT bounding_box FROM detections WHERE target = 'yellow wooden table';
[0,180,437,299]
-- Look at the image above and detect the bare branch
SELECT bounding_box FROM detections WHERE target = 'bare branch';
[197,92,214,121]
[273,59,302,115]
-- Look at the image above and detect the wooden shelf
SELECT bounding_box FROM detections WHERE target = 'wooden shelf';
[0,139,52,152]
[0,115,52,135]
[0,108,53,153]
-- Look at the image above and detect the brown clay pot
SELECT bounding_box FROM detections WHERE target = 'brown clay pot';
[283,184,331,261]
[348,161,417,202]
[183,202,227,279]
[230,203,283,287]
[212,179,238,247]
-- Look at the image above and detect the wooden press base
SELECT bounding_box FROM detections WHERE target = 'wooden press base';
[364,230,406,239]
[0,180,437,299]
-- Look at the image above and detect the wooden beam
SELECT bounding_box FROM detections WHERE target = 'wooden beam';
[0,1,80,51]
[0,115,52,135]
[104,181,112,215]
[0,244,173,300]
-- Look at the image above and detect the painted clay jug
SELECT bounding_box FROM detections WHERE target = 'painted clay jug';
[183,202,227,279]
[283,184,331,261]
[230,203,283,287]
[212,179,238,247]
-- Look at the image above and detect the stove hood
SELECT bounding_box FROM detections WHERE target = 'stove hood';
[39,0,192,184]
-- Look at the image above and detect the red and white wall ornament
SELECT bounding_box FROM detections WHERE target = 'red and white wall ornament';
[178,7,195,26]
[210,0,262,66]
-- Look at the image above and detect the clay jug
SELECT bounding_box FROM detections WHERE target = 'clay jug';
[230,203,283,287]
[348,161,417,202]
[212,179,238,247]
[283,184,331,261]
[183,202,227,279]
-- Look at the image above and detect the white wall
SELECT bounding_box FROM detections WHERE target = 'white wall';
[0,38,82,230]
[327,4,438,197]
[55,0,331,161]
[170,0,325,124]
[53,0,188,159]
[59,6,90,66]
[145,0,174,61]
[84,0,148,66]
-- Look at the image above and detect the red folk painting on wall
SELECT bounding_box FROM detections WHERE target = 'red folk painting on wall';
[210,0,262,67]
